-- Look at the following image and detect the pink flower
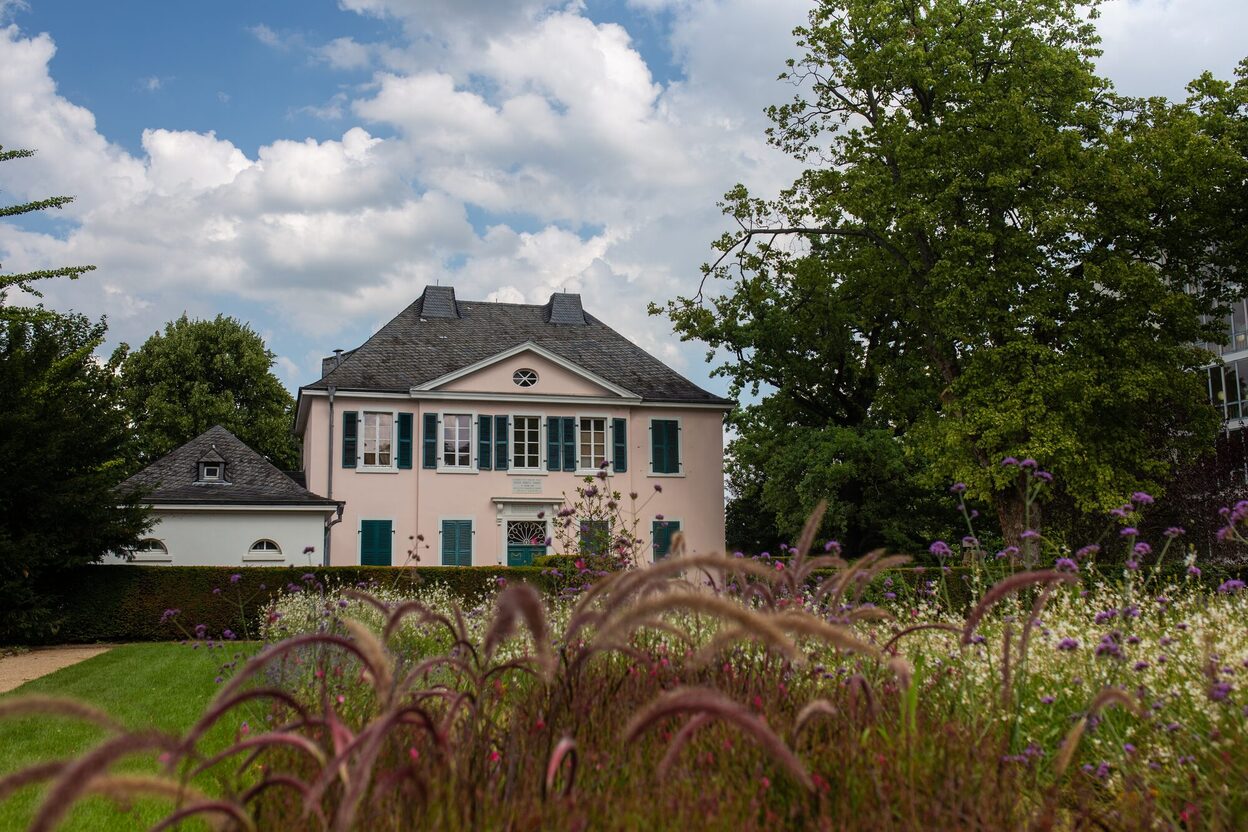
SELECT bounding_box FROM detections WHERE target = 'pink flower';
[488,750,501,763]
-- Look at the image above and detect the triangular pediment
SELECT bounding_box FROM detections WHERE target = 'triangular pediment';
[415,342,637,399]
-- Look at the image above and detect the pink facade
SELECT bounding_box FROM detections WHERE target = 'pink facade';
[297,344,729,567]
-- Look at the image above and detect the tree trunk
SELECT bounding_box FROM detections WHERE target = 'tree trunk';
[996,486,1039,568]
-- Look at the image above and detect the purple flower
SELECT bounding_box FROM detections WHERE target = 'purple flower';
[883,592,896,600]
[159,608,180,624]
[1094,609,1118,624]
[1123,743,1136,755]
[194,623,208,639]
[1120,527,1138,537]
[962,536,979,548]
[1131,491,1154,505]
[1133,542,1152,557]
[1187,565,1202,577]
[996,546,1019,560]
[950,482,967,494]
[212,587,222,595]
[1133,661,1150,672]
[1001,457,1019,467]
[1209,681,1233,702]
[928,541,952,558]
[229,573,242,584]
[223,629,236,640]
[1095,633,1123,659]
[1035,470,1053,482]
[303,545,315,554]
[1020,529,1041,540]
[1056,638,1080,651]
[824,540,841,553]
[1075,544,1100,559]
[1020,458,1038,470]
[1218,579,1246,594]
[1164,527,1185,538]
[1125,559,1140,571]
[653,484,662,493]
[655,513,665,521]
[1040,695,1055,704]
[1054,557,1078,573]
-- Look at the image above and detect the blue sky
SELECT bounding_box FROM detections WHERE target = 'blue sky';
[2,0,1246,397]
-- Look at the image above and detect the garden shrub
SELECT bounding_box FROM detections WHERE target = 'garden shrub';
[37,565,555,645]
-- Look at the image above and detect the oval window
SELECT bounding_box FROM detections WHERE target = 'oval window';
[512,368,539,388]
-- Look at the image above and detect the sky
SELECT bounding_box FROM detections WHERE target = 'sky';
[1,0,1246,397]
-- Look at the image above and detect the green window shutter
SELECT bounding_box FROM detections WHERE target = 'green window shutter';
[561,417,576,472]
[652,520,680,560]
[422,413,438,469]
[546,417,561,471]
[441,520,472,566]
[396,413,413,469]
[612,418,627,472]
[652,420,679,474]
[494,415,509,471]
[342,411,358,468]
[667,420,681,474]
[361,520,392,566]
[478,416,493,470]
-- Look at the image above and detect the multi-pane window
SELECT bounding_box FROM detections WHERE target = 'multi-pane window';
[579,519,610,555]
[442,414,472,468]
[579,417,606,470]
[362,412,393,467]
[512,415,541,469]
[1209,359,1248,421]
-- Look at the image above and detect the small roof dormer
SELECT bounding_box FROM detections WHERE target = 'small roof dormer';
[196,444,228,484]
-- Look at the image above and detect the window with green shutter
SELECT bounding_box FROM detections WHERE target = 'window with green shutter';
[360,519,392,566]
[477,416,493,470]
[546,417,562,471]
[494,415,509,471]
[611,417,627,472]
[422,413,438,469]
[650,419,681,474]
[652,519,681,561]
[397,413,413,469]
[561,417,576,472]
[441,519,473,566]
[342,411,358,468]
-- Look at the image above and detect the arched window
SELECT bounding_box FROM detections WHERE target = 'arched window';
[131,539,169,561]
[247,539,282,559]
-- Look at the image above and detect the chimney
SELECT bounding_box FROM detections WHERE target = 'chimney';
[333,348,344,368]
[544,292,586,325]
[419,285,460,319]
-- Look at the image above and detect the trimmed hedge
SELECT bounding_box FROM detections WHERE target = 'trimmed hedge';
[40,565,555,645]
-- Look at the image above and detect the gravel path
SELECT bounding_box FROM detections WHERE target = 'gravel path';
[0,645,114,693]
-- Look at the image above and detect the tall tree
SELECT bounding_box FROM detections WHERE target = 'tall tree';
[659,0,1248,546]
[1,147,149,639]
[118,314,300,468]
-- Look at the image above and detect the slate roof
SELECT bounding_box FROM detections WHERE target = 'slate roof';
[306,286,732,405]
[119,425,338,507]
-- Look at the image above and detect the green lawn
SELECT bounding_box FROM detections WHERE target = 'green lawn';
[0,643,253,831]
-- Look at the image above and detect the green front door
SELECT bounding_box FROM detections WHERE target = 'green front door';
[506,520,546,566]
[361,520,392,566]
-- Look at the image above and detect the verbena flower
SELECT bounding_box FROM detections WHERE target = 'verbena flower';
[1120,527,1138,537]
[1020,529,1041,540]
[1164,526,1185,538]
[928,541,952,558]
[1001,457,1019,466]
[1054,557,1078,573]
[1218,579,1246,594]
[1131,491,1154,505]
[1057,638,1080,651]
[1133,542,1152,557]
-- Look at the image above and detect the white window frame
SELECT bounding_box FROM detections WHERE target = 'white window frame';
[647,416,685,477]
[131,538,171,563]
[510,413,545,473]
[199,463,223,482]
[244,538,284,562]
[359,410,397,471]
[575,413,609,474]
[439,516,476,566]
[438,411,477,473]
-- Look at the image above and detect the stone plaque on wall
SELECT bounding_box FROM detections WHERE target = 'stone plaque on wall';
[511,477,542,495]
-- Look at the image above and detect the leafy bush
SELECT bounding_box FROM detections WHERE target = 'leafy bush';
[35,565,554,644]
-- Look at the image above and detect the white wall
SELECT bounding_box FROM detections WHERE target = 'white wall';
[103,509,330,567]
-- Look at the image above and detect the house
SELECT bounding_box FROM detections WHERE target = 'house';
[295,285,733,567]
[111,425,341,566]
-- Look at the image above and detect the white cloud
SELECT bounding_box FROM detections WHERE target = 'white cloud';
[138,75,164,92]
[3,3,1240,390]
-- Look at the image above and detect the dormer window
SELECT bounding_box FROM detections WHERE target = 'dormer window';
[198,462,224,482]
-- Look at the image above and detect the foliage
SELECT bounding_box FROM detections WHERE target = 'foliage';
[553,471,663,568]
[36,565,555,645]
[0,146,95,310]
[0,313,150,642]
[116,314,300,468]
[655,0,1248,544]
[11,490,1248,828]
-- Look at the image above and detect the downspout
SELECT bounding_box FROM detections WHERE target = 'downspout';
[325,385,336,567]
